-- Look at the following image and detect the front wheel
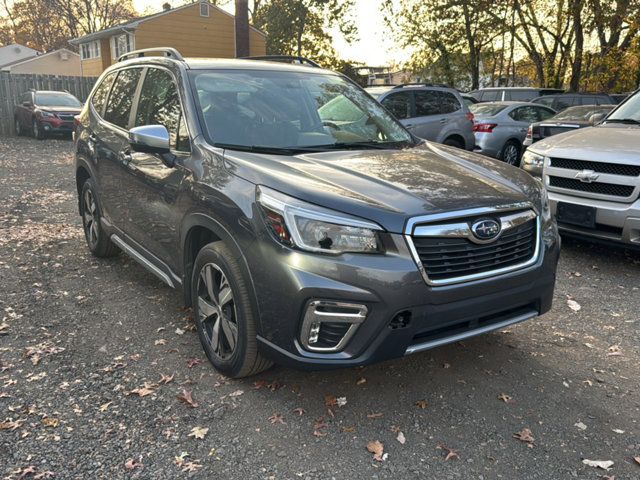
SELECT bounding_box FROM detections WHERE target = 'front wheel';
[80,179,119,257]
[192,242,272,378]
[32,118,45,140]
[500,140,521,166]
[14,118,22,136]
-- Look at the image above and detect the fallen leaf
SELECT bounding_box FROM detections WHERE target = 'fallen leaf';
[437,444,459,461]
[268,414,285,425]
[175,328,185,335]
[131,382,158,397]
[154,339,167,346]
[0,419,24,430]
[187,358,203,368]
[292,407,305,416]
[324,395,337,407]
[159,374,174,385]
[33,471,55,479]
[575,422,587,430]
[582,459,614,470]
[228,389,244,397]
[366,440,385,461]
[612,429,625,434]
[181,462,202,473]
[188,426,209,439]
[356,377,367,385]
[513,428,535,446]
[252,380,268,389]
[42,417,59,428]
[124,458,143,470]
[177,389,199,408]
[336,397,347,407]
[415,399,428,409]
[498,393,513,403]
[341,426,355,433]
[367,412,383,419]
[174,452,189,467]
[567,299,581,312]
[396,431,406,444]
[99,401,113,412]
[16,466,36,478]
[634,456,640,466]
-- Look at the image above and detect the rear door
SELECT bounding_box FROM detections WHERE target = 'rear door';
[409,90,443,140]
[124,67,190,270]
[380,91,413,124]
[94,67,143,230]
[508,106,540,142]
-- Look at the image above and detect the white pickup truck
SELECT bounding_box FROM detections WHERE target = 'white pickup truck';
[522,89,640,248]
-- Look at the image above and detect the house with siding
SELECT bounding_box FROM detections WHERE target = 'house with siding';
[0,43,40,69]
[1,48,81,75]
[69,1,267,77]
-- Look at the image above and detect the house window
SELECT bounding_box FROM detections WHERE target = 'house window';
[200,2,209,17]
[80,41,101,60]
[111,33,135,59]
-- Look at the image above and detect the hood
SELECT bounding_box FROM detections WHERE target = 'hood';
[221,142,539,233]
[39,106,82,114]
[535,120,590,128]
[529,124,640,162]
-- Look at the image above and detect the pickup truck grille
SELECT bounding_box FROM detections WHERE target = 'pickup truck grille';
[407,209,540,286]
[549,158,640,177]
[549,176,635,197]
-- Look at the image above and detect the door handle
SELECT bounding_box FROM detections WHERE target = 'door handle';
[405,123,414,128]
[439,118,448,124]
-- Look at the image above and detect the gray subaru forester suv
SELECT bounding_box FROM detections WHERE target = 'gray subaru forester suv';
[74,48,559,378]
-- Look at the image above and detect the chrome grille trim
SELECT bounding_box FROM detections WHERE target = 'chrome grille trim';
[405,205,541,287]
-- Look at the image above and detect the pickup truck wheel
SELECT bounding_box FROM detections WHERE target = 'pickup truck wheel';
[14,118,22,136]
[80,179,119,258]
[32,118,45,140]
[192,242,272,378]
[500,140,521,166]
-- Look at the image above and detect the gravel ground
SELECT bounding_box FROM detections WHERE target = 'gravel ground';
[0,136,639,480]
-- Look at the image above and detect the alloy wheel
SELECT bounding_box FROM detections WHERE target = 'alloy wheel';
[197,263,238,360]
[15,119,21,135]
[82,189,99,248]
[32,120,39,138]
[503,144,519,165]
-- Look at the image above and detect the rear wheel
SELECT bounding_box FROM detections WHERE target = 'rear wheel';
[32,118,45,140]
[80,179,119,257]
[500,140,521,166]
[443,137,464,149]
[192,242,272,378]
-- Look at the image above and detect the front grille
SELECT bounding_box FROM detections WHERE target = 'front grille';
[550,157,640,177]
[549,176,635,197]
[412,219,536,281]
[58,114,75,121]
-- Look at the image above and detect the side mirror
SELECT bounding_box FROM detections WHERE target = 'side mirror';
[588,113,606,124]
[129,125,171,154]
[22,101,32,107]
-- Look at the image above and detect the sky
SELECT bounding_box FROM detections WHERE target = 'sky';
[132,0,408,66]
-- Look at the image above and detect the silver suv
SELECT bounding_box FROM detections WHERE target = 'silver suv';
[367,84,475,150]
[522,89,640,248]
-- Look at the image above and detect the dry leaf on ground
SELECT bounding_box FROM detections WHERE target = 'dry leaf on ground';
[513,428,535,446]
[268,414,285,425]
[124,459,143,470]
[366,440,386,461]
[567,299,581,312]
[437,444,459,461]
[177,389,198,408]
[396,431,406,444]
[131,382,158,397]
[188,426,209,439]
[582,459,614,470]
[415,399,428,409]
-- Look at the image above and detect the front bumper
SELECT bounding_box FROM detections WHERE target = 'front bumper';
[39,118,74,133]
[549,190,640,248]
[248,223,560,370]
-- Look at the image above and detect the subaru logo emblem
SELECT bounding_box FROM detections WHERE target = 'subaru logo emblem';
[574,169,599,183]
[471,219,501,242]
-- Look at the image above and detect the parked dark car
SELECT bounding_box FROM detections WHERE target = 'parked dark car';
[523,104,615,147]
[469,87,564,103]
[74,48,559,378]
[14,90,83,139]
[609,93,631,104]
[366,84,475,150]
[531,93,614,111]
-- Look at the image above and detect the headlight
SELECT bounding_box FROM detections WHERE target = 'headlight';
[39,111,55,118]
[521,150,546,177]
[257,186,382,254]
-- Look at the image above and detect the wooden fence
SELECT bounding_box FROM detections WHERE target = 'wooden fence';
[0,72,97,136]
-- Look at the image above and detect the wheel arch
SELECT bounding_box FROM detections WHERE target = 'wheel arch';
[442,133,466,148]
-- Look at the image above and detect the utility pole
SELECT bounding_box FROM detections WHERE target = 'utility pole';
[235,0,250,57]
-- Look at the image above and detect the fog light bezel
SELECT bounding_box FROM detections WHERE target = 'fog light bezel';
[300,300,368,352]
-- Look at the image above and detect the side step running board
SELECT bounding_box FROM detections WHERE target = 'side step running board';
[110,234,176,288]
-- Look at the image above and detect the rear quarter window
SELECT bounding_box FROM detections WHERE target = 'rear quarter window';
[91,72,117,116]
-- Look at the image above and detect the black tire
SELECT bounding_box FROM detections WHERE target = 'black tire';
[80,178,120,258]
[192,242,272,378]
[14,117,22,136]
[443,137,464,149]
[32,118,45,140]
[500,140,521,166]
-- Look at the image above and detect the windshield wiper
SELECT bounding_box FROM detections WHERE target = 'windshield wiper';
[287,141,414,152]
[213,143,303,155]
[604,118,640,125]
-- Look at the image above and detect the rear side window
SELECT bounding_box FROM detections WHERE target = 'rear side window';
[507,90,534,101]
[91,72,116,115]
[381,92,412,120]
[135,68,189,152]
[414,90,440,116]
[510,106,540,122]
[20,92,32,104]
[553,96,574,110]
[480,90,500,102]
[438,91,461,113]
[104,68,142,129]
[534,107,555,121]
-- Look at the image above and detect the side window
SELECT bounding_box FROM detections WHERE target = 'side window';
[481,90,499,102]
[414,90,440,116]
[510,90,534,101]
[104,68,141,129]
[21,93,31,104]
[438,91,461,113]
[135,68,189,152]
[595,95,610,105]
[381,92,412,120]
[510,106,538,123]
[534,96,554,107]
[534,107,555,121]
[90,72,116,116]
[553,96,573,111]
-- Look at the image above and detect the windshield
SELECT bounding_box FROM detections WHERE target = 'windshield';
[35,93,81,107]
[553,105,613,121]
[606,91,640,122]
[190,70,413,151]
[469,103,507,116]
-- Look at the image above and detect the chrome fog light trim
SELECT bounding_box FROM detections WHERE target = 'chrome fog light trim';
[300,300,368,352]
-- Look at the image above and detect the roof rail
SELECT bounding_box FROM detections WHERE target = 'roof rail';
[241,55,320,68]
[392,82,452,89]
[118,47,184,63]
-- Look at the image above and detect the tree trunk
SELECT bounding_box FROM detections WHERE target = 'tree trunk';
[235,0,250,57]
[569,0,583,91]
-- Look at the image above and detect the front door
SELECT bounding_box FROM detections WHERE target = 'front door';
[124,67,191,271]
[411,90,446,141]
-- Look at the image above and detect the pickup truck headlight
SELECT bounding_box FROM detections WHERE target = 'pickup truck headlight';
[521,150,546,177]
[257,186,382,254]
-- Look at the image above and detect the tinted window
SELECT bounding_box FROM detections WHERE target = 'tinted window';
[469,103,507,116]
[104,68,142,129]
[381,91,412,119]
[508,90,535,101]
[135,68,189,151]
[480,90,500,102]
[414,90,440,116]
[35,93,82,107]
[438,91,461,113]
[510,106,539,123]
[553,96,574,111]
[533,96,555,107]
[91,72,116,115]
[595,95,610,105]
[534,107,555,121]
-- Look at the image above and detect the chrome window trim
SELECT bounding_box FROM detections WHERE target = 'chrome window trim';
[404,205,541,287]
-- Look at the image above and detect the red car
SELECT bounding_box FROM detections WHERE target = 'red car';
[14,90,82,139]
